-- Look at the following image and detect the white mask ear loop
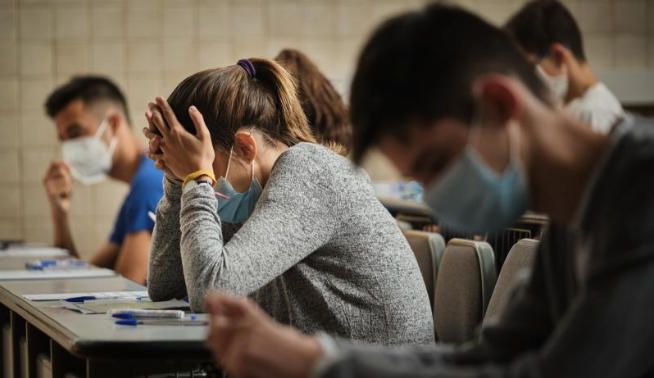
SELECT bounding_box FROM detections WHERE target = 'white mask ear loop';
[224,146,234,180]
[248,129,255,183]
[96,117,118,156]
[95,118,108,137]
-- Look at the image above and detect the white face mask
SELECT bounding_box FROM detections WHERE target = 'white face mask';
[62,119,117,185]
[535,64,568,101]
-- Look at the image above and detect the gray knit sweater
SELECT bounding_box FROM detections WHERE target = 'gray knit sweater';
[147,143,434,345]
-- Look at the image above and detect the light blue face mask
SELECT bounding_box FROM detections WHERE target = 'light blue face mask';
[215,147,262,224]
[423,131,529,234]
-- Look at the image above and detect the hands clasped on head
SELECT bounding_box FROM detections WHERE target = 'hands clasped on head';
[143,97,215,184]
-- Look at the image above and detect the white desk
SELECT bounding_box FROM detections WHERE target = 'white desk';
[0,277,213,377]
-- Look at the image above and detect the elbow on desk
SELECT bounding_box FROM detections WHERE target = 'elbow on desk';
[185,282,210,313]
[147,282,178,303]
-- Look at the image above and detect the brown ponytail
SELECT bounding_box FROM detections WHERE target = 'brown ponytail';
[167,58,323,153]
[275,49,351,155]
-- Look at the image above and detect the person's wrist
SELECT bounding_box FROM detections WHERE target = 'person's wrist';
[295,334,325,378]
[182,167,216,187]
[195,174,213,184]
[50,200,69,218]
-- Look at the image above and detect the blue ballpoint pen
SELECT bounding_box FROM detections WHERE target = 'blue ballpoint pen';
[65,296,97,303]
[115,318,208,326]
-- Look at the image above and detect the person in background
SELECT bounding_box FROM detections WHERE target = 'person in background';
[505,0,624,134]
[144,58,433,345]
[275,48,352,153]
[43,76,163,284]
[202,4,654,378]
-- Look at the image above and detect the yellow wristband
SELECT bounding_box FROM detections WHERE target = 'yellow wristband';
[182,168,216,188]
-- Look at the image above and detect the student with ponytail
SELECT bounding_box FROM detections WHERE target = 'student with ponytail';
[144,58,433,345]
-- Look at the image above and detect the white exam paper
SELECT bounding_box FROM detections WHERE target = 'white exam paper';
[24,290,149,301]
[0,268,115,281]
[0,247,68,258]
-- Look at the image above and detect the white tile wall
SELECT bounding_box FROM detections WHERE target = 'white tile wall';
[91,3,125,40]
[0,78,19,112]
[54,4,89,41]
[55,43,90,76]
[615,0,647,34]
[0,42,18,75]
[1,0,653,258]
[196,2,230,41]
[0,114,20,148]
[19,41,53,76]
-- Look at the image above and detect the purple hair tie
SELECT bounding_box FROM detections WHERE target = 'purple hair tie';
[237,59,256,79]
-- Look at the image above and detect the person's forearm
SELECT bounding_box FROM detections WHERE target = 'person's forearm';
[179,181,227,311]
[318,339,514,378]
[50,207,78,257]
[147,177,187,301]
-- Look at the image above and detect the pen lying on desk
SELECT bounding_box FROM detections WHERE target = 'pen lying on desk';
[65,295,148,303]
[111,309,185,319]
[115,318,208,326]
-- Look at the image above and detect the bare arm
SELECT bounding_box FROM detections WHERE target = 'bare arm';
[43,161,79,257]
[89,242,120,269]
[50,208,78,257]
[113,231,151,284]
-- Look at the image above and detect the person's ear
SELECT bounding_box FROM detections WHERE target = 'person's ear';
[473,74,523,129]
[233,131,257,163]
[550,43,571,68]
[106,112,122,136]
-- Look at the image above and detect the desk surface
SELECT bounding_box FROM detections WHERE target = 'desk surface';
[0,277,210,360]
[378,197,434,219]
[0,255,67,270]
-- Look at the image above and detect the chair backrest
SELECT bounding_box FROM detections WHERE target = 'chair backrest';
[434,238,496,344]
[403,230,446,312]
[396,214,433,229]
[483,238,538,325]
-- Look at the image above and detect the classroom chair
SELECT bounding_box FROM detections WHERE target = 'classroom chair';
[396,214,433,229]
[403,230,446,314]
[434,238,496,344]
[483,238,539,325]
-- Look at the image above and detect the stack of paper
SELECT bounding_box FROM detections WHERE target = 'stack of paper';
[0,246,68,258]
[0,268,115,280]
[24,290,150,301]
[24,290,189,314]
[70,299,189,314]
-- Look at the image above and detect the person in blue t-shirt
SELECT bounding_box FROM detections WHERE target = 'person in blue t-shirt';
[42,76,163,284]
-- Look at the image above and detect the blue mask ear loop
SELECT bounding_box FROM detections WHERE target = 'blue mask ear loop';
[223,146,234,181]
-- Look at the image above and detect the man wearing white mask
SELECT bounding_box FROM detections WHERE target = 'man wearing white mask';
[504,0,624,134]
[43,76,163,284]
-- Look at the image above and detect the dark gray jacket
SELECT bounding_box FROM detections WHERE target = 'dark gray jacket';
[320,117,654,377]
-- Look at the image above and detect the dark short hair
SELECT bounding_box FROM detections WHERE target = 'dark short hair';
[275,49,352,153]
[349,3,548,164]
[45,76,131,123]
[504,0,586,61]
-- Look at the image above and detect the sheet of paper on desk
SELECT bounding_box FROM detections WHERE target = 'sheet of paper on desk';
[66,299,190,314]
[24,290,150,301]
[0,268,115,280]
[0,247,68,258]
